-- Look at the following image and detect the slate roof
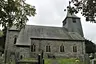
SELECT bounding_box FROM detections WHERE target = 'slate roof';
[15,25,85,46]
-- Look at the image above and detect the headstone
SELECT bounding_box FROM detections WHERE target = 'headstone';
[38,54,41,64]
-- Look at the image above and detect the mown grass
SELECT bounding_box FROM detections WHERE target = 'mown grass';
[21,58,38,62]
[44,58,84,64]
[6,58,84,64]
[44,59,53,64]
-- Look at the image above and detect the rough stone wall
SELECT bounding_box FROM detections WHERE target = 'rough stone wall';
[4,30,19,62]
[16,47,30,59]
[30,39,85,59]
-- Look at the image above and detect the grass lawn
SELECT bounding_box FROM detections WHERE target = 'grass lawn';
[20,58,38,62]
[44,58,84,64]
[8,58,84,64]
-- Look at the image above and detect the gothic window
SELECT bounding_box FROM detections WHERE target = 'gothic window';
[14,35,17,44]
[72,18,76,23]
[60,45,65,52]
[46,45,51,52]
[31,44,36,52]
[73,46,77,52]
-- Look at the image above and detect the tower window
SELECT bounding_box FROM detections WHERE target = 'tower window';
[60,45,65,52]
[46,45,51,52]
[73,46,77,52]
[31,44,36,52]
[72,18,76,23]
[14,35,17,44]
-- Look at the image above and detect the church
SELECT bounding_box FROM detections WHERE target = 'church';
[4,7,86,62]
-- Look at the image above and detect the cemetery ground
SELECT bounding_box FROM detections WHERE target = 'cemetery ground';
[45,58,83,64]
[4,58,84,64]
[20,58,83,64]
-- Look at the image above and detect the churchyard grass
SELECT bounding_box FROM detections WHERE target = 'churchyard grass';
[3,58,84,64]
[44,58,84,64]
[21,58,38,62]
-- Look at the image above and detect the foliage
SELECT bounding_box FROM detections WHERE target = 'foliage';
[0,0,36,29]
[85,39,96,53]
[68,0,96,22]
[0,0,36,54]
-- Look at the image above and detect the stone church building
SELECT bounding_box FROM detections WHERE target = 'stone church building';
[4,9,85,62]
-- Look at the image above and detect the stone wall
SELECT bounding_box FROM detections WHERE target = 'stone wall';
[4,30,19,62]
[16,47,30,59]
[30,39,85,59]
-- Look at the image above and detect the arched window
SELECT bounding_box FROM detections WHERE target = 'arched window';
[46,45,51,52]
[60,45,65,52]
[14,35,17,44]
[31,44,36,52]
[73,46,77,52]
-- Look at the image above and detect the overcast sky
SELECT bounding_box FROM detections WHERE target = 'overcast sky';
[26,0,96,44]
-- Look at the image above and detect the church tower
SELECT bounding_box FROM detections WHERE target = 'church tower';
[63,6,84,37]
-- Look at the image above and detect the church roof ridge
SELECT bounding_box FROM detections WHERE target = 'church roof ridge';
[9,25,64,31]
[26,25,62,28]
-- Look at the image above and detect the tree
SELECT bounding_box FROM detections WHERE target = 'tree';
[85,39,96,54]
[0,0,36,50]
[68,0,96,23]
[0,0,36,30]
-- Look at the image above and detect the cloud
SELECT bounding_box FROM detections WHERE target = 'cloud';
[26,0,69,26]
[26,0,96,44]
[77,13,96,43]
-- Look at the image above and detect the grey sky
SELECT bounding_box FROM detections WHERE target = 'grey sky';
[26,0,96,43]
